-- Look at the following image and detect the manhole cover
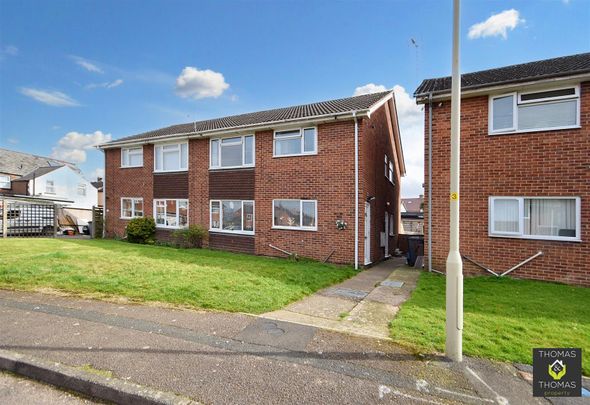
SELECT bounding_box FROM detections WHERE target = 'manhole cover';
[381,280,404,288]
[326,288,368,300]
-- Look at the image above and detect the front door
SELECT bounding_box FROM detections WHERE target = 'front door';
[384,214,389,257]
[364,202,371,265]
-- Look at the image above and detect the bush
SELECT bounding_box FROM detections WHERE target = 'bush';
[126,217,156,244]
[172,225,208,248]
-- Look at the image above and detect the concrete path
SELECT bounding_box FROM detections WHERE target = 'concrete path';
[262,258,418,339]
[0,289,546,404]
[0,372,100,404]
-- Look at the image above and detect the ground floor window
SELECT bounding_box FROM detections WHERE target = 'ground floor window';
[210,200,254,234]
[154,199,188,228]
[272,199,317,230]
[121,198,143,219]
[489,196,580,241]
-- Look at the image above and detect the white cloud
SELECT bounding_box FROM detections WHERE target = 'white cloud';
[51,131,112,163]
[86,79,124,89]
[7,137,19,145]
[71,56,103,73]
[19,87,79,107]
[393,85,424,198]
[90,167,104,180]
[4,45,18,56]
[468,9,525,39]
[353,83,388,96]
[175,66,229,99]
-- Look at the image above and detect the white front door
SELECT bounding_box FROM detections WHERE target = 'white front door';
[384,214,389,257]
[364,202,371,265]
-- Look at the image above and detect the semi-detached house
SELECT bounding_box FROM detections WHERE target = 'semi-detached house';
[98,91,406,267]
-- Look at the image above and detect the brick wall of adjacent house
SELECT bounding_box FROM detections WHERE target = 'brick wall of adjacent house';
[104,104,400,265]
[423,81,590,286]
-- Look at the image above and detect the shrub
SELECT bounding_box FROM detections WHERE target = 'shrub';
[172,225,208,248]
[126,217,156,244]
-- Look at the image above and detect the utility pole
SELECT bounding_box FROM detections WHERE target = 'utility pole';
[446,0,464,362]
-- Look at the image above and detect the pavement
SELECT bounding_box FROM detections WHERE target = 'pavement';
[0,281,556,405]
[262,257,417,339]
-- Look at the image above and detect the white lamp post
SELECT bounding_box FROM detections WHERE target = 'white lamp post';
[446,0,464,362]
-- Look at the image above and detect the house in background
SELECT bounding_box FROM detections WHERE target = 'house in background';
[401,196,424,234]
[415,52,589,286]
[99,91,405,266]
[0,148,99,226]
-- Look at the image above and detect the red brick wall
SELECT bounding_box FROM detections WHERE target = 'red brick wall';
[424,81,590,286]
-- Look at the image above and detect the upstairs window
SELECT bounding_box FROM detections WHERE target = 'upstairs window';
[77,183,87,196]
[273,199,317,230]
[154,143,188,172]
[121,147,143,167]
[210,135,254,169]
[45,180,55,194]
[489,197,580,242]
[490,85,579,134]
[0,175,10,189]
[274,127,317,157]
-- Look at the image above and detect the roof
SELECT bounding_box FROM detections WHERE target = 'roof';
[414,52,590,97]
[17,166,63,181]
[102,90,393,146]
[401,197,423,214]
[0,148,73,176]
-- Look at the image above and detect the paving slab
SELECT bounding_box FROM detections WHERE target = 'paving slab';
[283,294,357,319]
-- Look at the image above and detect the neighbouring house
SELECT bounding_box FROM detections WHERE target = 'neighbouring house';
[415,52,590,286]
[98,91,406,266]
[0,148,99,227]
[401,196,424,234]
[91,178,104,207]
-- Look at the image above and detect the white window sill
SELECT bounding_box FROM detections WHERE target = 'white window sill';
[489,234,581,243]
[153,169,188,174]
[272,226,317,232]
[156,225,187,230]
[489,125,581,136]
[209,229,255,236]
[272,152,318,158]
[209,165,255,171]
[120,165,144,169]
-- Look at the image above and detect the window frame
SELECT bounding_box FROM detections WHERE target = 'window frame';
[77,183,87,196]
[273,127,317,157]
[121,147,144,168]
[209,200,255,235]
[120,197,144,219]
[488,84,580,135]
[209,135,255,169]
[0,175,10,189]
[154,142,189,173]
[488,196,581,242]
[45,180,55,194]
[153,198,189,229]
[272,199,318,231]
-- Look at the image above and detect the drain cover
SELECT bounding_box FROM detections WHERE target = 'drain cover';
[326,287,368,300]
[381,280,404,288]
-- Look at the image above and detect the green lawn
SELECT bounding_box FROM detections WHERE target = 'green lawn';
[390,272,590,375]
[0,238,356,314]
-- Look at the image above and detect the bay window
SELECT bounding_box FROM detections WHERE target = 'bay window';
[210,135,254,169]
[273,199,317,230]
[274,127,317,157]
[489,85,579,134]
[121,198,143,219]
[121,147,143,167]
[489,197,580,241]
[154,199,188,228]
[210,200,254,234]
[154,143,188,172]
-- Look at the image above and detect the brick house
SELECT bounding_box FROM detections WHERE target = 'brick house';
[98,91,405,267]
[415,53,590,286]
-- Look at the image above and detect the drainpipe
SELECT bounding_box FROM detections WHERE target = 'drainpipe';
[353,112,359,270]
[428,92,433,272]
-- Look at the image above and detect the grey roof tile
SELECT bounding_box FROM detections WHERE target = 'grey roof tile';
[0,148,73,176]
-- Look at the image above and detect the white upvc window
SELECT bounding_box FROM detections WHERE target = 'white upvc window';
[154,199,189,229]
[489,196,581,242]
[77,183,87,196]
[121,197,144,219]
[154,142,188,172]
[384,155,389,178]
[121,147,143,168]
[210,200,255,235]
[388,161,394,184]
[45,180,55,194]
[272,199,317,231]
[489,85,580,135]
[0,175,10,189]
[210,135,255,169]
[273,127,317,157]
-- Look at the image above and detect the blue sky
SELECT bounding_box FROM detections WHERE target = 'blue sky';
[1,0,588,197]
